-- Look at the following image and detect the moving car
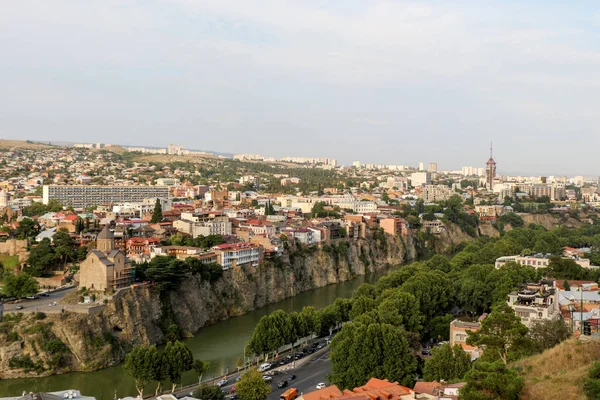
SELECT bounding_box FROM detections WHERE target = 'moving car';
[216,379,228,387]
[280,388,298,400]
[287,374,296,381]
[277,380,288,388]
[262,375,272,382]
[15,305,23,310]
[258,362,272,372]
[316,383,327,390]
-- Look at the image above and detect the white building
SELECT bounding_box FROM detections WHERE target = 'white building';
[410,172,432,187]
[507,283,559,327]
[495,255,591,270]
[43,185,170,208]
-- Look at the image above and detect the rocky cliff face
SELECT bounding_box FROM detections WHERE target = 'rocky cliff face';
[0,232,417,378]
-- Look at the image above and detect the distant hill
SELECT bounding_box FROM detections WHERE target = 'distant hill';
[0,139,57,150]
[515,337,600,399]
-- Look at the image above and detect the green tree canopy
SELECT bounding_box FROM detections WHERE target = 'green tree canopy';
[236,368,271,400]
[151,199,163,223]
[193,385,226,400]
[423,343,471,382]
[193,359,210,385]
[460,361,524,400]
[329,322,417,389]
[163,340,194,393]
[123,345,161,398]
[2,272,39,298]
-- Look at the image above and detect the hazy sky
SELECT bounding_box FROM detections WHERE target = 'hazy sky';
[1,1,599,175]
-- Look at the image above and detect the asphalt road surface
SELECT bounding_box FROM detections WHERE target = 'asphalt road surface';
[3,287,76,314]
[174,348,332,400]
[266,349,332,400]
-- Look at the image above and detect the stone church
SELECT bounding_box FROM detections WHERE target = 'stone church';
[79,225,134,291]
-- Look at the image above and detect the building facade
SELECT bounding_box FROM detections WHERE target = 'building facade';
[43,185,170,208]
[507,282,559,327]
[485,144,496,189]
[212,242,263,270]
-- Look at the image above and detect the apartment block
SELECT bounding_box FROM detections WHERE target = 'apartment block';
[43,185,170,208]
[212,242,263,270]
[421,185,453,202]
[507,282,559,327]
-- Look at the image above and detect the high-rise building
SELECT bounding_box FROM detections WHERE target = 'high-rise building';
[485,143,497,189]
[43,185,170,208]
[419,162,425,171]
[427,163,438,172]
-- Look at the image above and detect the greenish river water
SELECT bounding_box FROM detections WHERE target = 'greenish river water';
[0,266,401,398]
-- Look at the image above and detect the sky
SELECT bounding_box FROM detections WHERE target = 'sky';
[1,1,599,175]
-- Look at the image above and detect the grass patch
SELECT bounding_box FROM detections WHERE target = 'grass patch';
[0,254,20,270]
[514,338,600,400]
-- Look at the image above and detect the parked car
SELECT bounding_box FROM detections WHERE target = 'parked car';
[229,386,236,393]
[216,379,228,387]
[287,374,296,381]
[421,348,431,356]
[15,305,23,310]
[229,394,238,400]
[262,375,273,382]
[317,343,324,349]
[258,363,272,372]
[277,380,288,388]
[316,383,327,390]
[279,359,288,365]
[235,376,241,382]
[40,293,50,297]
[26,295,38,300]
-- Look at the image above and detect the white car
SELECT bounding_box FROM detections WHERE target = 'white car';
[216,379,228,387]
[316,383,327,390]
[262,375,272,382]
[258,363,272,372]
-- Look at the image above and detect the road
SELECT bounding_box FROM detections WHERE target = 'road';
[173,347,332,400]
[266,349,331,400]
[3,287,77,314]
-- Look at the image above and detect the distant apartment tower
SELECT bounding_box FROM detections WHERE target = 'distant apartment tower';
[485,143,497,189]
[427,163,438,172]
[410,172,432,187]
[419,162,425,171]
[43,185,170,208]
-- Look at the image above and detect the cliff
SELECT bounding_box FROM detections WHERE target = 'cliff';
[0,232,417,378]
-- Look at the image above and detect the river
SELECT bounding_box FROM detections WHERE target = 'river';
[0,266,402,398]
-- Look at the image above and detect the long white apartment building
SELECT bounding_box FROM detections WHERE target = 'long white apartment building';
[495,254,592,269]
[43,185,170,208]
[277,194,377,214]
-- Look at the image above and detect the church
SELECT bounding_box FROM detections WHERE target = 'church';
[78,225,135,292]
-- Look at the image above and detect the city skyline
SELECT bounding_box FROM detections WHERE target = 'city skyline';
[2,1,600,175]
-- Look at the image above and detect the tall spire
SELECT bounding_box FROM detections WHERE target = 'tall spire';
[490,141,493,159]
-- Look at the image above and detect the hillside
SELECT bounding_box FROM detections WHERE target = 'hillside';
[515,337,600,400]
[0,139,57,150]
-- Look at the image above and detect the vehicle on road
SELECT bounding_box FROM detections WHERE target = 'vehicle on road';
[235,376,241,382]
[421,348,431,356]
[258,363,272,372]
[262,375,272,382]
[287,374,296,381]
[277,380,288,388]
[317,343,324,349]
[216,379,228,387]
[265,370,280,376]
[40,293,50,297]
[26,295,39,300]
[15,305,23,310]
[228,395,238,400]
[280,388,298,400]
[230,386,236,393]
[316,383,327,390]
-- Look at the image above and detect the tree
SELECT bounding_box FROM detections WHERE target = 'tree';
[460,361,523,400]
[528,318,570,351]
[423,343,471,382]
[151,198,163,223]
[123,345,160,398]
[16,217,39,239]
[163,340,194,393]
[376,291,424,333]
[193,385,226,400]
[236,356,244,372]
[236,368,271,400]
[26,238,58,276]
[563,280,571,291]
[400,270,453,320]
[466,304,535,364]
[329,322,417,389]
[2,273,39,298]
[53,230,75,266]
[193,359,210,386]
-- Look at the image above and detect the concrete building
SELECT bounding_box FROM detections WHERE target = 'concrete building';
[409,172,432,187]
[421,185,453,203]
[449,319,482,360]
[495,255,591,270]
[427,162,438,172]
[155,178,181,186]
[79,226,134,291]
[212,242,263,270]
[43,185,170,208]
[507,282,560,327]
[380,217,409,236]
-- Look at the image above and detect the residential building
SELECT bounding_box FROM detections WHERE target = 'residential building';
[410,172,432,187]
[78,226,134,291]
[126,237,161,256]
[155,178,181,186]
[422,219,444,234]
[151,246,217,263]
[495,255,591,269]
[299,378,416,400]
[43,185,170,208]
[507,282,560,327]
[421,185,453,203]
[427,163,438,172]
[212,242,263,270]
[449,319,483,360]
[475,205,505,221]
[380,217,409,236]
